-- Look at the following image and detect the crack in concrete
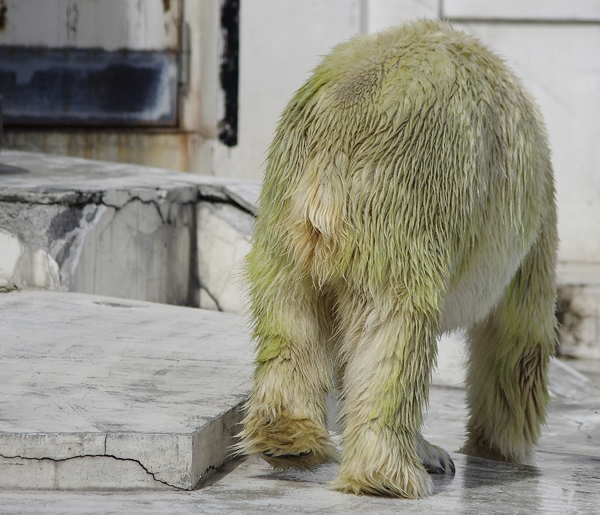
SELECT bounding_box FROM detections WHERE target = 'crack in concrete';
[0,186,253,219]
[0,451,187,490]
[100,194,189,226]
[200,285,223,311]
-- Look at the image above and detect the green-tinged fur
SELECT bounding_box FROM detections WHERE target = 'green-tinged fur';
[237,20,557,498]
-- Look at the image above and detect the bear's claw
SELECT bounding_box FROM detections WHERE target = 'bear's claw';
[416,433,455,474]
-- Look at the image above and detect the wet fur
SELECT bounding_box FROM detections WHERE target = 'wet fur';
[237,20,557,498]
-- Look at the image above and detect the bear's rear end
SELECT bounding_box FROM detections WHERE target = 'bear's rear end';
[238,20,557,498]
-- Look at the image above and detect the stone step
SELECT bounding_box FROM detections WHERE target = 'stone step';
[0,290,253,490]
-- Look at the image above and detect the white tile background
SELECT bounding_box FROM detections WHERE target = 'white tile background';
[211,0,600,265]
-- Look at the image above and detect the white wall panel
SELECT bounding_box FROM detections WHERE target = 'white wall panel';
[454,23,600,263]
[207,0,362,180]
[367,0,438,32]
[444,0,600,21]
[0,0,180,50]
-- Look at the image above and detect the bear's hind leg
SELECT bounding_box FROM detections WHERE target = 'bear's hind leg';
[461,224,557,463]
[332,291,445,498]
[237,250,337,470]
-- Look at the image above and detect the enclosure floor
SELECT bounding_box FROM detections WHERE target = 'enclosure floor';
[1,290,599,513]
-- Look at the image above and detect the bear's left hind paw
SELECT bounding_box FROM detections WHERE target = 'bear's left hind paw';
[261,449,330,471]
[236,410,338,471]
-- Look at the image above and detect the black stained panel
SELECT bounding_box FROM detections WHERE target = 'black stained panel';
[0,46,178,126]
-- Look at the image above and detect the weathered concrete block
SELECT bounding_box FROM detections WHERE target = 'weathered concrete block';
[65,200,193,303]
[0,152,199,304]
[0,290,253,490]
[0,151,260,309]
[554,264,600,359]
[0,457,56,490]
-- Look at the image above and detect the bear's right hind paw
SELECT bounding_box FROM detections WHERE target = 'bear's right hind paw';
[332,464,434,498]
[416,433,455,474]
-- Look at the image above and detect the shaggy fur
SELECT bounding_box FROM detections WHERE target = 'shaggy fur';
[237,20,557,498]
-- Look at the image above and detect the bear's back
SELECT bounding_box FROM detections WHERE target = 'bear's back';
[260,20,553,305]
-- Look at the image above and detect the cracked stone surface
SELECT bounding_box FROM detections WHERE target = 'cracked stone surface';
[1,289,599,501]
[0,290,253,490]
[0,151,258,309]
[1,376,599,513]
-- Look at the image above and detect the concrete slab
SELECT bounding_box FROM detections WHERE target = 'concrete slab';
[0,290,253,490]
[0,380,598,514]
[2,289,599,506]
[0,151,258,309]
[0,151,259,205]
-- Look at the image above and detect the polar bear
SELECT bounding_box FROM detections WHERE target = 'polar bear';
[237,19,557,498]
